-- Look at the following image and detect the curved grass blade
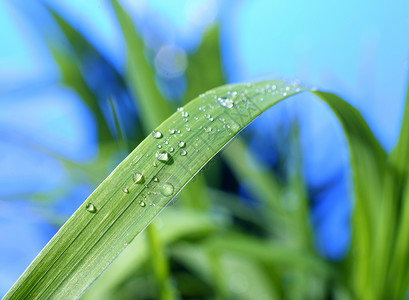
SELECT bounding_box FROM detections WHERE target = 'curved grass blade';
[3,80,305,299]
[312,91,386,299]
[4,82,386,299]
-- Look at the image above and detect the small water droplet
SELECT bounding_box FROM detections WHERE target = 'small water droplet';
[164,140,169,145]
[86,203,97,213]
[133,172,144,183]
[168,147,174,152]
[186,128,191,131]
[152,130,162,139]
[159,183,174,197]
[153,162,158,167]
[169,129,175,134]
[154,177,159,182]
[139,201,146,207]
[156,151,170,162]
[157,144,162,149]
[178,141,185,148]
[180,150,187,156]
[205,127,212,133]
[181,111,189,117]
[177,107,184,112]
[123,187,129,193]
[217,96,234,108]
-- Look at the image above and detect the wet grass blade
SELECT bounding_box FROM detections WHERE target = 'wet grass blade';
[4,83,386,299]
[3,80,305,299]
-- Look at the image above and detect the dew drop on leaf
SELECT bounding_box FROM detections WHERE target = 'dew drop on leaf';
[168,147,174,153]
[159,183,174,197]
[180,150,187,156]
[86,203,97,213]
[181,111,189,117]
[122,187,129,194]
[178,141,185,148]
[153,177,159,182]
[152,130,162,139]
[133,172,144,183]
[156,151,169,162]
[217,96,234,108]
[139,201,146,207]
[177,107,183,112]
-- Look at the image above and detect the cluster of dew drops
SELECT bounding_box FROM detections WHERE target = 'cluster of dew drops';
[86,81,302,213]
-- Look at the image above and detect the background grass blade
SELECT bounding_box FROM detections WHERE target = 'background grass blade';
[3,79,305,299]
[312,91,386,299]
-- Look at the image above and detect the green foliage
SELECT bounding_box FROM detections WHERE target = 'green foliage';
[5,1,409,299]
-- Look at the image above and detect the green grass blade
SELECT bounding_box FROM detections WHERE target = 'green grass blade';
[183,25,225,103]
[4,80,305,299]
[110,0,172,131]
[5,84,385,299]
[390,73,409,183]
[312,91,386,299]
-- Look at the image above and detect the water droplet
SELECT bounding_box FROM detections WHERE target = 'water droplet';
[217,96,234,108]
[156,151,169,162]
[153,177,159,182]
[178,141,185,148]
[133,172,144,183]
[168,147,174,152]
[169,129,175,134]
[177,107,183,112]
[152,130,162,139]
[153,162,158,167]
[209,117,214,122]
[159,183,174,197]
[180,150,187,156]
[164,140,169,145]
[157,144,162,149]
[86,203,97,213]
[186,128,191,131]
[205,127,212,133]
[123,187,129,193]
[139,201,146,207]
[181,111,189,117]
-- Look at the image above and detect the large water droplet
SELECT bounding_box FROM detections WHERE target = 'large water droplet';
[156,151,170,162]
[159,183,174,197]
[133,172,144,183]
[86,203,97,213]
[217,96,234,108]
[152,130,162,139]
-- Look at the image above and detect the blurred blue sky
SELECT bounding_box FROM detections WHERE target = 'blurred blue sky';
[1,0,409,295]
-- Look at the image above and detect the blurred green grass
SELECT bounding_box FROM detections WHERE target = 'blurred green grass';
[6,0,409,299]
